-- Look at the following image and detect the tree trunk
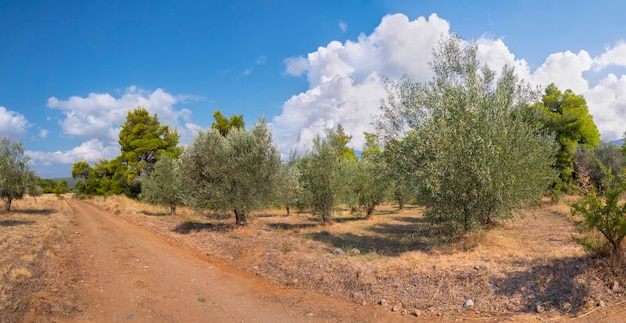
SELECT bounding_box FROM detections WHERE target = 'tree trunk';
[365,205,375,219]
[170,202,177,216]
[397,198,404,210]
[234,209,247,226]
[285,206,291,216]
[4,197,12,212]
[322,211,333,224]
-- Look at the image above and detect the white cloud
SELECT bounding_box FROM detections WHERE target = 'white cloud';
[47,86,200,145]
[338,21,348,32]
[594,41,626,70]
[274,13,450,153]
[38,129,48,139]
[273,13,626,156]
[0,106,30,138]
[28,138,119,166]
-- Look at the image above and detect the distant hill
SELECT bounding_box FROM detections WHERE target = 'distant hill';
[610,138,624,147]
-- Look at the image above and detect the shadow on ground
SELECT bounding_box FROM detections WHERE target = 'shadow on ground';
[0,220,36,227]
[172,221,233,234]
[141,210,170,216]
[267,222,318,231]
[491,256,617,316]
[10,209,56,215]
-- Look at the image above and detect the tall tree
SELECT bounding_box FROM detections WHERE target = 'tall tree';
[377,35,558,237]
[0,137,37,211]
[211,109,245,136]
[118,107,182,182]
[179,119,281,226]
[139,155,182,215]
[297,125,353,223]
[529,84,600,189]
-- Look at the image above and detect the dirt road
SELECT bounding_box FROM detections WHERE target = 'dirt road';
[60,200,401,322]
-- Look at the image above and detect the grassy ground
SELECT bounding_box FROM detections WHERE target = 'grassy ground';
[89,196,626,320]
[0,195,78,322]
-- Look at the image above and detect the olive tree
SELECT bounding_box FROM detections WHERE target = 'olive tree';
[179,119,281,226]
[377,35,558,237]
[0,137,37,212]
[139,155,183,215]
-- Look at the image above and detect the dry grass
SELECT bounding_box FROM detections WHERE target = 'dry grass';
[0,194,76,321]
[86,195,626,320]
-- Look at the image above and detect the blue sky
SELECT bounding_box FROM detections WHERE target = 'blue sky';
[1,1,626,178]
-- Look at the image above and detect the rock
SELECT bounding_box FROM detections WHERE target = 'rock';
[350,248,361,254]
[462,299,474,309]
[474,265,480,270]
[611,281,620,291]
[306,312,314,317]
[333,248,345,255]
[38,245,44,250]
[401,309,408,315]
[535,304,545,313]
[413,309,421,317]
[361,300,367,306]
[427,306,434,312]
[596,300,605,307]
[391,303,402,312]
[351,292,362,299]
[378,299,387,306]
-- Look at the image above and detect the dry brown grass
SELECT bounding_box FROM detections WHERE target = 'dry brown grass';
[84,195,626,320]
[0,194,77,321]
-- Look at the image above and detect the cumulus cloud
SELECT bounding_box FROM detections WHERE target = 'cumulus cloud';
[47,86,200,145]
[28,138,119,166]
[38,129,48,139]
[273,13,626,156]
[0,106,30,138]
[273,13,450,153]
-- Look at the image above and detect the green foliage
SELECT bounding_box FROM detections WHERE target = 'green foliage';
[179,119,281,226]
[342,133,391,217]
[211,109,245,136]
[377,35,558,238]
[276,153,300,215]
[37,178,69,195]
[529,84,600,189]
[119,107,182,184]
[139,155,182,215]
[571,166,626,255]
[575,143,626,191]
[0,137,37,211]
[382,131,421,209]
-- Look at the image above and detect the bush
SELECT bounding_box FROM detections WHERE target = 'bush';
[571,166,626,256]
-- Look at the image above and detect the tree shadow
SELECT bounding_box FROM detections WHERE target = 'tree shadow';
[13,209,56,215]
[140,210,170,216]
[491,256,600,316]
[172,221,233,234]
[0,220,36,227]
[267,222,317,231]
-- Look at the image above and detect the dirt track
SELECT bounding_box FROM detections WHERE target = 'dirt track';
[58,199,403,322]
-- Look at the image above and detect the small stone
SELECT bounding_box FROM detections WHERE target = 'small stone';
[463,299,474,309]
[596,300,605,307]
[401,309,408,315]
[292,278,298,284]
[427,306,434,312]
[333,248,345,255]
[350,248,361,254]
[361,300,367,306]
[413,309,421,317]
[38,245,44,250]
[378,299,387,306]
[391,303,402,312]
[351,292,362,299]
[611,281,620,291]
[535,304,545,313]
[474,265,480,270]
[306,313,314,317]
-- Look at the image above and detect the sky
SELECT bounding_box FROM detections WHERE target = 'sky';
[1,1,626,178]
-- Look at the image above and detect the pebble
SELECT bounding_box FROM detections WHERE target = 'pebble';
[378,299,387,306]
[463,299,474,309]
[391,303,402,312]
[333,248,345,255]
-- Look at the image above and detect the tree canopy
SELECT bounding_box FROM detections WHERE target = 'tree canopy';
[0,137,38,211]
[211,109,245,136]
[528,84,600,189]
[377,35,558,237]
[139,155,182,215]
[179,119,280,226]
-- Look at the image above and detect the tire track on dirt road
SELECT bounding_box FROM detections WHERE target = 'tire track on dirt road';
[63,199,401,322]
